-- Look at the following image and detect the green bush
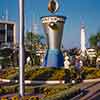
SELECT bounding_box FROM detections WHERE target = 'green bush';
[0,85,39,95]
[0,67,18,79]
[25,68,65,80]
[0,84,18,94]
[0,84,81,100]
[41,84,70,97]
[40,84,80,100]
[25,86,34,94]
[82,66,100,79]
[48,68,64,80]
[0,67,75,81]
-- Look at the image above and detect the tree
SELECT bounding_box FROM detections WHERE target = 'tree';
[97,32,100,47]
[25,32,45,47]
[89,34,97,48]
[0,48,14,68]
[25,32,45,66]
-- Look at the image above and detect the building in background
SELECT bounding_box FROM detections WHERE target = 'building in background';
[0,20,16,48]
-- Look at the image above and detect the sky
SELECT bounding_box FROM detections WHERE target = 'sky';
[0,0,100,49]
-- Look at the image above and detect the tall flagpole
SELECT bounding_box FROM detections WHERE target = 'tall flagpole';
[19,0,25,96]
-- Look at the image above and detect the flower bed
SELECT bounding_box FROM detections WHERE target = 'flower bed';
[0,67,65,81]
[82,66,100,79]
[0,67,17,79]
[0,84,81,100]
[0,95,39,100]
[40,84,81,100]
[0,66,100,81]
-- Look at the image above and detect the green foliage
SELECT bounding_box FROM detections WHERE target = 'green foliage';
[89,31,100,48]
[97,32,100,41]
[0,84,80,100]
[0,48,13,67]
[25,32,45,66]
[41,84,70,96]
[49,69,65,80]
[0,67,17,79]
[40,84,80,100]
[0,84,18,94]
[26,32,41,44]
[25,68,65,80]
[0,67,65,80]
[0,84,40,95]
[82,66,100,79]
[1,66,100,81]
[25,86,34,94]
[89,34,97,48]
[25,32,45,46]
[97,50,100,56]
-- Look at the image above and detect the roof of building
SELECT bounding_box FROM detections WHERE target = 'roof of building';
[0,20,16,24]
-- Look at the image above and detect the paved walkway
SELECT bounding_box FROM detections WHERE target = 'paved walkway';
[73,82,100,100]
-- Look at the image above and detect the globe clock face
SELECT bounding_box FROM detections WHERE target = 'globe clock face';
[48,0,60,14]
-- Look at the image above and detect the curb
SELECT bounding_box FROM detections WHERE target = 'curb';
[0,78,64,84]
[83,78,100,83]
[0,78,100,84]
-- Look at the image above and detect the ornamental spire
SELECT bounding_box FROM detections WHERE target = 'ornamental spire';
[48,0,60,14]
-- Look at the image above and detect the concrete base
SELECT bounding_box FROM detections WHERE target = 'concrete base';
[42,49,64,67]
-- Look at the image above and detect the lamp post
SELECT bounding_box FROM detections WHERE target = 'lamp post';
[19,0,25,96]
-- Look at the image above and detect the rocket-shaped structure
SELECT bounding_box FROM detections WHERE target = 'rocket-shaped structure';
[80,23,86,56]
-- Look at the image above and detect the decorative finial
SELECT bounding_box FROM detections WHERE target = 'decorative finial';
[48,0,60,14]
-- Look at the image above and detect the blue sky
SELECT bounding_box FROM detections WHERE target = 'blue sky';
[0,0,100,49]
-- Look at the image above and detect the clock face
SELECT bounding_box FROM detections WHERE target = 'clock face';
[48,0,59,14]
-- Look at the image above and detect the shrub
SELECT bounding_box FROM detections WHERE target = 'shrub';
[0,67,18,79]
[0,84,18,94]
[25,86,34,94]
[48,68,64,80]
[40,84,80,100]
[25,68,65,80]
[0,67,65,80]
[82,66,100,79]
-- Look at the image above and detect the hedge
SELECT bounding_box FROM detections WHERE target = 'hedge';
[82,66,100,79]
[40,84,81,100]
[0,66,100,81]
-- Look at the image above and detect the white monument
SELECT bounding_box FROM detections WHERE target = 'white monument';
[80,23,86,56]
